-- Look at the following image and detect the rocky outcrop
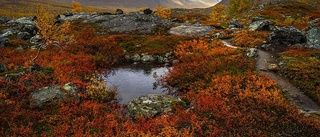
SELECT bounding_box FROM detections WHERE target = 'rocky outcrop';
[31,83,78,107]
[249,19,274,31]
[59,11,173,34]
[0,17,10,24]
[127,94,185,118]
[7,16,35,25]
[169,24,214,36]
[5,16,38,41]
[305,25,320,49]
[269,26,305,46]
[30,35,42,44]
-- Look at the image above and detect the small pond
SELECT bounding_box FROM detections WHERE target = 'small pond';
[103,63,171,104]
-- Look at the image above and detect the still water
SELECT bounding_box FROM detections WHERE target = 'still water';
[103,63,171,104]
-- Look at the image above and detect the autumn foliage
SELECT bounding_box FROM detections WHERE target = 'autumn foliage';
[71,0,83,12]
[232,30,269,48]
[1,2,320,136]
[155,6,171,19]
[281,48,320,105]
[210,5,227,25]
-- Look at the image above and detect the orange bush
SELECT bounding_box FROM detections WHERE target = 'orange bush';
[232,30,269,48]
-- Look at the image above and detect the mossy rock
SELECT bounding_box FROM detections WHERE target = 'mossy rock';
[126,94,185,118]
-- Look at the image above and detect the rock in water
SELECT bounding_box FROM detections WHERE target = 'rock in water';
[127,94,185,118]
[306,25,320,49]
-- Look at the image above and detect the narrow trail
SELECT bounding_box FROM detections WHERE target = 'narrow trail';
[256,49,320,115]
[222,40,320,115]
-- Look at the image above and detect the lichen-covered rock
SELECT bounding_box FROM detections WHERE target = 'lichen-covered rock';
[127,94,185,118]
[306,25,320,49]
[169,24,214,36]
[141,54,155,62]
[31,83,78,107]
[249,20,274,31]
[269,26,306,46]
[131,54,141,62]
[268,64,280,71]
[30,35,42,44]
[0,17,10,24]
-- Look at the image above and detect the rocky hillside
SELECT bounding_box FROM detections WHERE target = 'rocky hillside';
[54,0,221,9]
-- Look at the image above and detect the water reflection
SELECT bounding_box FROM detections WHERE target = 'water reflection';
[103,63,171,104]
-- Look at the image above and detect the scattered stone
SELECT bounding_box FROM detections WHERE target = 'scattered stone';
[132,54,141,62]
[127,94,185,118]
[143,8,153,14]
[31,64,43,72]
[0,37,10,47]
[305,25,320,49]
[0,63,8,73]
[31,83,78,107]
[0,17,10,24]
[141,54,155,62]
[269,26,306,46]
[30,35,42,44]
[249,20,274,31]
[5,71,26,81]
[246,48,258,58]
[17,32,32,40]
[251,17,265,22]
[63,10,73,16]
[19,23,38,35]
[0,30,13,37]
[229,20,243,29]
[268,64,280,71]
[261,43,271,50]
[116,9,124,15]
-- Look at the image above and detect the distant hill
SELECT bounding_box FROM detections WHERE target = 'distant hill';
[53,0,222,10]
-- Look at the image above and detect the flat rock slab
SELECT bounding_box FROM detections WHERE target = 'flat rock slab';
[127,94,185,118]
[169,24,214,36]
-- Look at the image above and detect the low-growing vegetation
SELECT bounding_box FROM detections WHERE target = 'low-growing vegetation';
[1,0,320,136]
[280,48,320,105]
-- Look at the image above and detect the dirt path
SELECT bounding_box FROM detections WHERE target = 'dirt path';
[221,40,320,115]
[256,49,320,115]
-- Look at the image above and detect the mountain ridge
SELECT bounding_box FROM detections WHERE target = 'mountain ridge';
[53,0,222,10]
